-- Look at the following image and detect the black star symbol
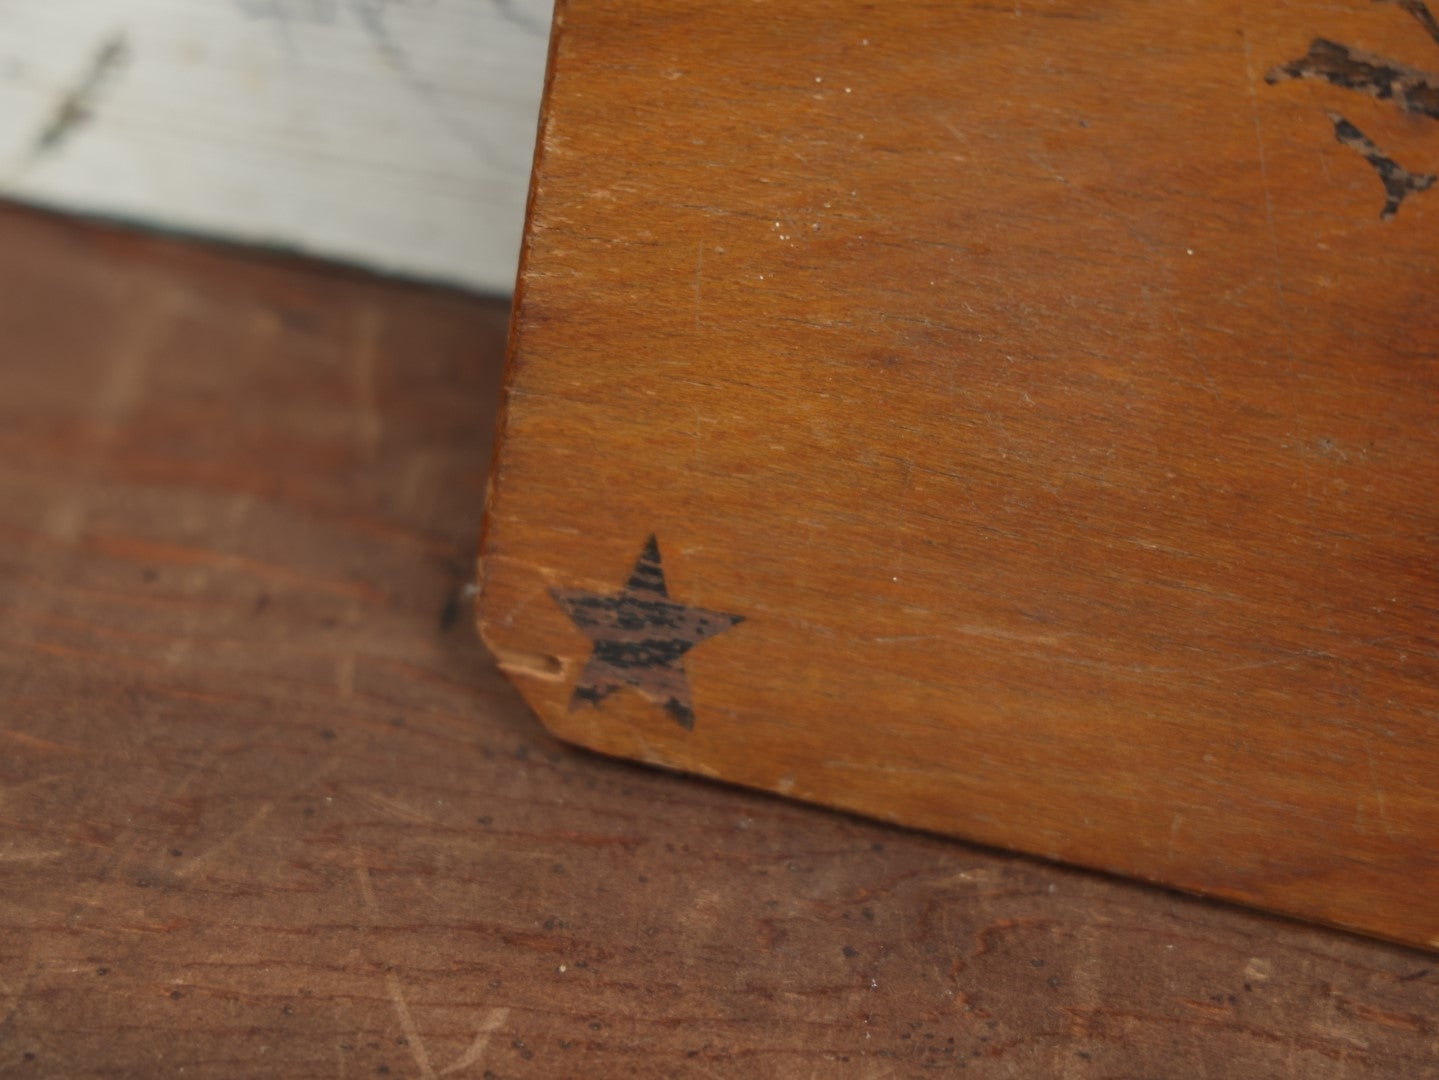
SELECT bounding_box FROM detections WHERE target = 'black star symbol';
[550,535,745,730]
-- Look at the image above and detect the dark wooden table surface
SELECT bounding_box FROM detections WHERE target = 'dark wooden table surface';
[0,203,1434,1078]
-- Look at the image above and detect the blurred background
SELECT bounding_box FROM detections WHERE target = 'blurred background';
[0,0,552,295]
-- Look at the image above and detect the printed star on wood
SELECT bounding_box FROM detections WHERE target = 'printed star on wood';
[550,536,744,730]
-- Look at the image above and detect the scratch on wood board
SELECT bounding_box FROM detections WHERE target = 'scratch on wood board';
[176,759,337,877]
[385,972,436,1079]
[439,1008,511,1075]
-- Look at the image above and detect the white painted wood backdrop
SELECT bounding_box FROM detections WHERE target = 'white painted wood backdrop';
[0,0,552,294]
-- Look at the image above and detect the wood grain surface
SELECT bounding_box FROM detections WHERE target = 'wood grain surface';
[480,0,1439,950]
[1,203,1437,1077]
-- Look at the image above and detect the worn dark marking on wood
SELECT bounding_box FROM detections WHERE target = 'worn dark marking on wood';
[550,536,744,730]
[1268,3,1439,218]
[1329,111,1436,217]
[1378,0,1439,46]
[1266,38,1439,119]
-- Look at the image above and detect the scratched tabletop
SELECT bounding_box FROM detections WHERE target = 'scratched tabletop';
[0,203,1434,1078]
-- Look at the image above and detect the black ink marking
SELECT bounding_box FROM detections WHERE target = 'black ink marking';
[1329,112,1436,218]
[1377,0,1439,47]
[31,34,130,159]
[1267,38,1439,119]
[551,535,744,730]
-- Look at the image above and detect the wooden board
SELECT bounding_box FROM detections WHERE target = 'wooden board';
[480,0,1439,950]
[0,0,553,293]
[4,202,1439,1077]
